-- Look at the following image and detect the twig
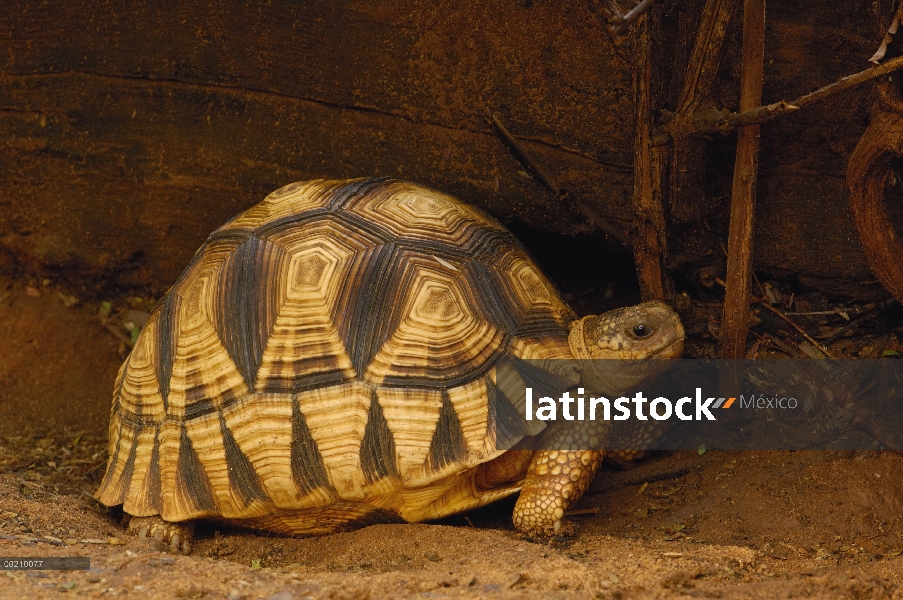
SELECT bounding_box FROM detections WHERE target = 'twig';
[719,0,764,359]
[823,299,895,345]
[114,558,135,572]
[588,466,691,494]
[692,299,725,307]
[821,315,871,345]
[692,54,903,134]
[609,0,658,37]
[486,113,632,245]
[756,301,834,358]
[673,0,742,121]
[693,101,798,133]
[745,336,764,358]
[563,507,601,516]
[487,113,560,195]
[795,55,903,109]
[783,309,853,316]
[563,194,633,246]
[753,331,803,358]
[750,268,766,297]
[16,477,63,500]
[591,1,634,62]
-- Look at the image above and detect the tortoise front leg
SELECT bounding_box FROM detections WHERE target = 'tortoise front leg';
[512,448,604,536]
[513,417,610,536]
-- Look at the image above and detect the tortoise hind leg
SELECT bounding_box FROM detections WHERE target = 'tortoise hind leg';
[512,449,604,537]
[474,449,534,489]
[127,515,194,553]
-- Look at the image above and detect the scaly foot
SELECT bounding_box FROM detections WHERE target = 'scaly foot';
[512,449,603,537]
[127,515,194,553]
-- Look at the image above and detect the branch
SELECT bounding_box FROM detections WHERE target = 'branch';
[666,0,740,224]
[847,79,903,305]
[692,54,903,134]
[674,0,742,121]
[632,13,670,301]
[608,0,658,37]
[719,0,764,359]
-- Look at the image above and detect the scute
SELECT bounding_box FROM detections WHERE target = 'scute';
[340,181,506,252]
[254,217,381,392]
[118,316,166,421]
[364,255,507,386]
[222,179,351,231]
[97,177,578,530]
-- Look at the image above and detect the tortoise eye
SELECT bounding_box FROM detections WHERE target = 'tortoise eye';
[632,324,654,339]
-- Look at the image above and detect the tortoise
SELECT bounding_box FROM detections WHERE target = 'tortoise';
[96,177,684,552]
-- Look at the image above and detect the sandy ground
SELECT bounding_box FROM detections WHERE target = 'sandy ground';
[3,275,903,599]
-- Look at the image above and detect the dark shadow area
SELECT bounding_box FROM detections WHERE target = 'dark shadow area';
[508,220,642,317]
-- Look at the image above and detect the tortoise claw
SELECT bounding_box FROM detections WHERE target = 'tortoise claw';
[126,516,195,554]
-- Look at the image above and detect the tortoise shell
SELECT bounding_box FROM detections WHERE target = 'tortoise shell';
[96,177,580,534]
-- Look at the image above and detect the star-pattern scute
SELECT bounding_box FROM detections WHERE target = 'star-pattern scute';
[254,217,388,392]
[340,182,505,253]
[364,259,506,386]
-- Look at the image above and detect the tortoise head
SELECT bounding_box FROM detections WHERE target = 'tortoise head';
[568,301,685,395]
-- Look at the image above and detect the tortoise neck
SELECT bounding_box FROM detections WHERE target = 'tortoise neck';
[567,316,592,360]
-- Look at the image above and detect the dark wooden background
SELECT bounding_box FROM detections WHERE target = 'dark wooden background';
[0,0,895,297]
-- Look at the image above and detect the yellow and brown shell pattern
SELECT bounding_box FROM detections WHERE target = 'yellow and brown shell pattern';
[96,177,578,535]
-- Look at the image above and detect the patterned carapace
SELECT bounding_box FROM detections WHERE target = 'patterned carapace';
[96,177,580,533]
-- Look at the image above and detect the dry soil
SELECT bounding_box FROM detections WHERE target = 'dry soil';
[3,275,903,599]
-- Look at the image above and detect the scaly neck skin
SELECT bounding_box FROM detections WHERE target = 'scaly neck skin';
[567,317,592,360]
